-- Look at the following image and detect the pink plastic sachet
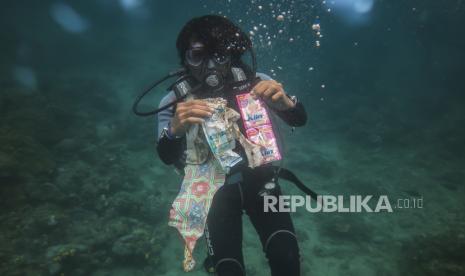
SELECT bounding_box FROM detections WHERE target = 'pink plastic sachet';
[235,92,281,165]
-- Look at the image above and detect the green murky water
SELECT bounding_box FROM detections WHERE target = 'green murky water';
[1,1,464,275]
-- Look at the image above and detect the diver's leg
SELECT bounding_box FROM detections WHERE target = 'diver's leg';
[245,186,301,276]
[205,183,246,276]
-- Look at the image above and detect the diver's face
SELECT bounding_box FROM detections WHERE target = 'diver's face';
[185,41,231,91]
[185,41,231,67]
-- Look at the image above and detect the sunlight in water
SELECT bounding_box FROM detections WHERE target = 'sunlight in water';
[330,0,375,24]
[50,3,89,33]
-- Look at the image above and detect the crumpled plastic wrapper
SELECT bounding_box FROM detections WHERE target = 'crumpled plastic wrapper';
[200,96,281,170]
[169,95,281,272]
[201,98,242,173]
[185,123,210,165]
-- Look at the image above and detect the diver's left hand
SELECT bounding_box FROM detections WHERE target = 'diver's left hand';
[251,80,296,111]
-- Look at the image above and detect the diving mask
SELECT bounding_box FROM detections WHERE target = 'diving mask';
[185,44,232,93]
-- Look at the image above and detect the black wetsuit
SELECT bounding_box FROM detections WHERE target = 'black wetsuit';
[156,73,307,275]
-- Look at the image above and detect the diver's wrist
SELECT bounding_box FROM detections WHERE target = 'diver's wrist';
[164,121,183,140]
[283,94,298,110]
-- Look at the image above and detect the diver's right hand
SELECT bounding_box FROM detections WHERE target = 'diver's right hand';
[170,99,213,137]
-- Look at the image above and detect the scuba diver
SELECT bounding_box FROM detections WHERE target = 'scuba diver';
[133,15,312,276]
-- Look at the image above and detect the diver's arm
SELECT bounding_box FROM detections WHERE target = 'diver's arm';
[156,95,213,165]
[274,100,307,127]
[157,129,185,165]
[255,73,308,127]
[156,92,185,165]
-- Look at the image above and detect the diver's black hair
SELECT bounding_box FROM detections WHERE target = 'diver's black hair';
[176,15,252,65]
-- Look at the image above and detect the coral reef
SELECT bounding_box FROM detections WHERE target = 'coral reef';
[0,82,170,275]
[399,229,465,275]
